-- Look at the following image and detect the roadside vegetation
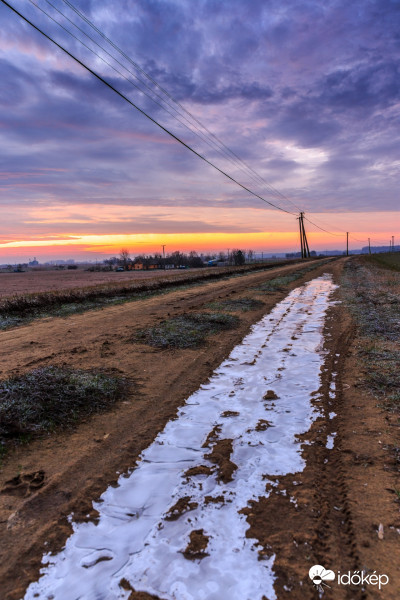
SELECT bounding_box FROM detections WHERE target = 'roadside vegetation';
[0,367,128,460]
[254,259,333,293]
[341,255,400,413]
[0,260,306,331]
[134,312,240,349]
[207,297,265,312]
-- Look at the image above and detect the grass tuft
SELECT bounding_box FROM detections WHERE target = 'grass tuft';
[207,297,264,312]
[0,366,128,442]
[134,312,240,349]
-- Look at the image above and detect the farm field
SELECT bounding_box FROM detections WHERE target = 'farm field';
[0,256,399,599]
[0,266,198,298]
[0,261,297,298]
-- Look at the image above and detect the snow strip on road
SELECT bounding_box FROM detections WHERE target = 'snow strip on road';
[25,275,337,600]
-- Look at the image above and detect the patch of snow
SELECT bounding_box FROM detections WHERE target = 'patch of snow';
[326,433,337,449]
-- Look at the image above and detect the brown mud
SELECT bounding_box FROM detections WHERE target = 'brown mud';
[183,529,210,560]
[205,438,237,484]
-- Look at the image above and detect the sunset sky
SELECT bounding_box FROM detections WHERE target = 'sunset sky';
[1,0,399,263]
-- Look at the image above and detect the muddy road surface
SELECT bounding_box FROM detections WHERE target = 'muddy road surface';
[0,258,398,599]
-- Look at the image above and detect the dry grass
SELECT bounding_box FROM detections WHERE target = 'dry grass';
[368,252,400,272]
[134,312,240,349]
[254,260,333,293]
[207,297,265,312]
[0,367,128,457]
[341,257,400,412]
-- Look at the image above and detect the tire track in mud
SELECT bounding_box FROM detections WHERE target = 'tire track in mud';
[312,322,367,600]
[244,293,368,599]
[23,276,338,600]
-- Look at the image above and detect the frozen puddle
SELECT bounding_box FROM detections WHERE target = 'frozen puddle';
[25,275,337,600]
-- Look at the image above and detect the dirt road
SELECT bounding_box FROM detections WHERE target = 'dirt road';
[0,258,398,599]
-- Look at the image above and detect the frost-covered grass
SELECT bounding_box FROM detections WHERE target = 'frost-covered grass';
[0,367,128,452]
[255,260,333,293]
[207,297,265,312]
[341,258,400,412]
[134,312,240,349]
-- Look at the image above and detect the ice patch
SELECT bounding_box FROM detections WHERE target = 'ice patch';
[326,433,337,449]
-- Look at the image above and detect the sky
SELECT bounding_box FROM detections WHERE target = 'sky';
[0,0,399,262]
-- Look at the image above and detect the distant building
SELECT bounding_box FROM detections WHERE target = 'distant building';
[29,257,39,266]
[134,258,161,270]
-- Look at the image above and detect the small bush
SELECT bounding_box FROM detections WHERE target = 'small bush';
[134,312,240,348]
[0,366,128,440]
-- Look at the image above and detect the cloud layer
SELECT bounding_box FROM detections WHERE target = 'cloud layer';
[0,0,399,256]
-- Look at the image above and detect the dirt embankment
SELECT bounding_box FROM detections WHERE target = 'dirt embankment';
[1,257,398,599]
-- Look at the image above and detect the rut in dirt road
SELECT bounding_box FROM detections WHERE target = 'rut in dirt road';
[25,275,337,600]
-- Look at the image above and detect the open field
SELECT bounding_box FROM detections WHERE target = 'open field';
[0,267,198,297]
[368,251,400,272]
[0,259,314,330]
[0,256,399,599]
[0,261,294,298]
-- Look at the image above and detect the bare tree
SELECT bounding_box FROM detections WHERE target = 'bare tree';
[232,249,245,266]
[119,248,130,270]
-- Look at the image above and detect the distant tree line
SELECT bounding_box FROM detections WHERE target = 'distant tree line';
[98,248,256,270]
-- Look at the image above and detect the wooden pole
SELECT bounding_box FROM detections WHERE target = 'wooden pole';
[298,216,304,258]
[303,218,311,258]
[299,212,310,258]
[346,232,349,256]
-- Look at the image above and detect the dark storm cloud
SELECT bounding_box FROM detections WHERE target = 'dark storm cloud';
[0,0,400,242]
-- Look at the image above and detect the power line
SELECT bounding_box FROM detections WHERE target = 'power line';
[38,0,268,184]
[1,0,297,217]
[303,216,343,237]
[34,0,300,214]
[61,0,303,214]
[29,0,249,177]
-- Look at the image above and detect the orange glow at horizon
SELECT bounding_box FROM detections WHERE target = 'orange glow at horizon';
[0,230,375,262]
[0,231,301,253]
[1,208,397,263]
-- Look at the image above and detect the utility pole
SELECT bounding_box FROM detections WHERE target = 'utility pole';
[298,212,310,258]
[368,238,371,255]
[392,236,394,252]
[346,232,349,256]
[298,215,304,258]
